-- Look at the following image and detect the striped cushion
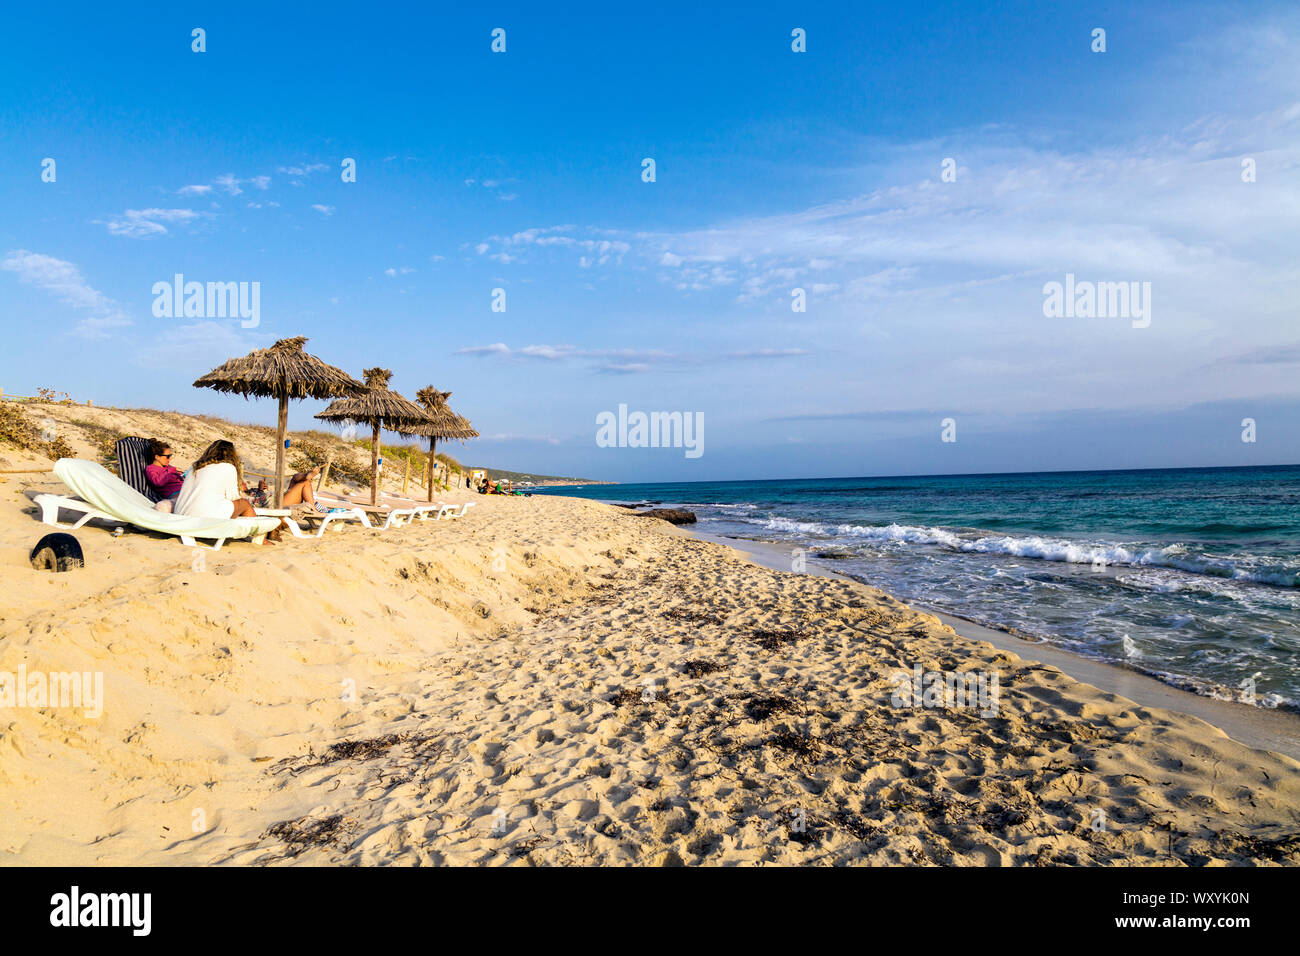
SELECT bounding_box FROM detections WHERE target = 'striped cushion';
[115,437,161,502]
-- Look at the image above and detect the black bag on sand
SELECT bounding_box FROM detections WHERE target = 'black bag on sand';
[30,532,85,572]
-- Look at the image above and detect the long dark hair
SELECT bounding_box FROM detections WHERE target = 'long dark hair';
[193,440,243,486]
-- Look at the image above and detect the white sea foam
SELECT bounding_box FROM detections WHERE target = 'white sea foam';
[752,516,1298,587]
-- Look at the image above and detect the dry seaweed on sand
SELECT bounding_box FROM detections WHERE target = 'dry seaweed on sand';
[742,693,804,721]
[663,606,725,626]
[750,628,805,650]
[270,731,442,773]
[608,686,674,707]
[507,835,549,858]
[263,813,358,857]
[775,804,828,846]
[745,729,822,757]
[680,658,725,678]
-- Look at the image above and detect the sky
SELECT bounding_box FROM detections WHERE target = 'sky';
[1,1,1297,482]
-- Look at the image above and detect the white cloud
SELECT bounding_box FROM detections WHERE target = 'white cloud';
[473,226,630,267]
[464,177,519,201]
[461,96,1300,416]
[211,173,272,196]
[311,204,335,216]
[1,250,132,338]
[727,348,810,359]
[455,343,511,356]
[384,266,415,277]
[214,173,245,196]
[135,321,266,367]
[101,208,200,239]
[177,184,212,196]
[454,342,806,372]
[277,164,328,176]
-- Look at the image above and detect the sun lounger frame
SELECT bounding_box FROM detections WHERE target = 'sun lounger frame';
[33,493,258,550]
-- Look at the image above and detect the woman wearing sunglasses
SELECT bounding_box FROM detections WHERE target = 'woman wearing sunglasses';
[145,438,185,502]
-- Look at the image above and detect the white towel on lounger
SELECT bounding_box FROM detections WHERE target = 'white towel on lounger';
[53,459,281,541]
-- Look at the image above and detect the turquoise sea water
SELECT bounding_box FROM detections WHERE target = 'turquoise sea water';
[537,466,1300,710]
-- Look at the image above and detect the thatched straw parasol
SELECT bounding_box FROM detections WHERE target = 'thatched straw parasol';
[315,368,431,504]
[193,336,366,507]
[411,386,479,500]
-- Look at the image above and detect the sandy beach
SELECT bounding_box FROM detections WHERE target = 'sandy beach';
[2,407,1298,866]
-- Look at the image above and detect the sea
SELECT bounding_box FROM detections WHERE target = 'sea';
[537,466,1300,711]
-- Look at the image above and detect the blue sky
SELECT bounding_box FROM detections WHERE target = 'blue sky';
[1,1,1297,481]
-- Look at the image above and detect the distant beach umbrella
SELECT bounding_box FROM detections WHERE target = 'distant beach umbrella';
[315,367,431,504]
[411,386,479,500]
[193,336,366,507]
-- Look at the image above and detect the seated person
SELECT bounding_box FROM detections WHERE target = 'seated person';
[176,440,286,541]
[145,439,185,502]
[277,467,322,509]
[239,469,319,510]
[242,476,271,508]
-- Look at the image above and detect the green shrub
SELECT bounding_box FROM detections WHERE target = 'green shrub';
[289,436,370,486]
[0,402,41,450]
[0,402,78,461]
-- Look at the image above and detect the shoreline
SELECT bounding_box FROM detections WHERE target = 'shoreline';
[689,527,1300,761]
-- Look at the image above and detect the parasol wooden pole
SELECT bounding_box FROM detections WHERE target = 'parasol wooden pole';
[370,422,380,505]
[402,455,410,496]
[273,393,289,508]
[434,439,444,502]
[319,454,332,491]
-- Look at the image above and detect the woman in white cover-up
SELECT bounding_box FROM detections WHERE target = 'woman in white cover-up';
[177,440,286,541]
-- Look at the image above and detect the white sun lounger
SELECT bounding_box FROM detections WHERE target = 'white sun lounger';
[436,502,477,520]
[277,506,373,538]
[34,459,282,550]
[378,492,446,521]
[316,492,422,529]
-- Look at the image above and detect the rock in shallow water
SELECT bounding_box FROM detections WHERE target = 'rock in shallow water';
[633,508,696,524]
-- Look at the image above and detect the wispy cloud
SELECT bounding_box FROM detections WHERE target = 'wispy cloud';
[134,321,267,367]
[464,176,519,202]
[455,342,808,373]
[214,173,271,196]
[471,226,631,268]
[311,204,335,216]
[1,250,131,338]
[99,208,200,239]
[727,348,810,359]
[278,163,329,176]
